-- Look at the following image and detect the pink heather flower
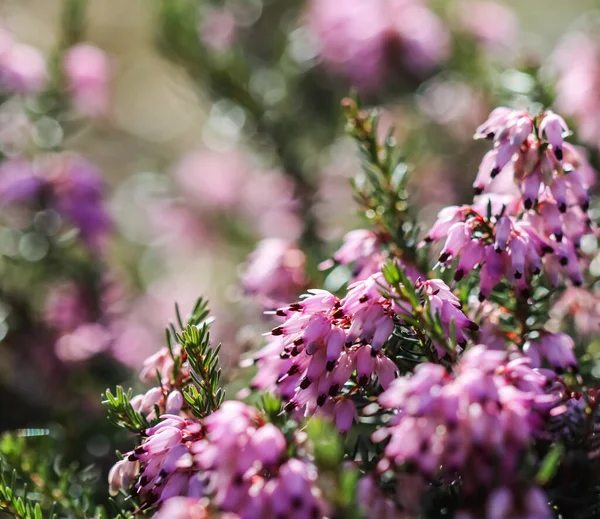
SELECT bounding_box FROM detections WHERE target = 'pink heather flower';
[250,274,398,423]
[457,1,518,52]
[199,8,237,52]
[473,108,594,210]
[394,278,479,349]
[320,229,387,281]
[376,346,559,496]
[523,332,577,372]
[0,26,47,93]
[424,188,591,297]
[63,44,111,117]
[108,458,139,496]
[114,415,207,508]
[111,403,327,517]
[241,239,307,308]
[320,228,422,284]
[249,273,474,426]
[194,402,327,518]
[306,0,449,91]
[130,388,185,421]
[373,346,562,502]
[139,344,190,389]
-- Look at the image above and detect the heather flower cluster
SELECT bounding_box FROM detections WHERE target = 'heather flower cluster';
[110,401,327,519]
[321,229,386,282]
[376,347,560,498]
[424,108,596,297]
[249,273,398,431]
[248,271,478,431]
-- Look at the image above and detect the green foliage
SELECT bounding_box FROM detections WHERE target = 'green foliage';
[103,297,225,426]
[102,386,150,433]
[60,0,88,49]
[177,321,225,418]
[0,432,105,519]
[174,298,225,418]
[306,418,344,470]
[536,443,564,486]
[305,418,362,519]
[343,96,423,269]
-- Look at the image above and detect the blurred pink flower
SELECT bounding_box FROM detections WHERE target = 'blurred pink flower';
[111,274,239,369]
[241,238,306,307]
[417,78,488,137]
[458,1,518,51]
[313,140,362,241]
[110,319,160,369]
[357,475,400,518]
[306,0,449,90]
[240,169,302,240]
[173,150,249,210]
[63,43,111,117]
[148,199,212,251]
[199,8,237,52]
[410,160,460,210]
[0,45,47,94]
[44,281,91,332]
[0,158,44,203]
[553,32,600,151]
[0,26,47,93]
[550,287,600,336]
[55,322,111,362]
[153,498,211,519]
[523,332,577,371]
[391,1,450,74]
[174,148,302,239]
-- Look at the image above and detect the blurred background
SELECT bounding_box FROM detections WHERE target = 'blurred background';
[1,0,600,512]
